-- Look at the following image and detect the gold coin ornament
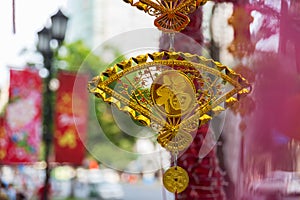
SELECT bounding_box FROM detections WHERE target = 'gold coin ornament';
[163,166,189,193]
[151,70,197,117]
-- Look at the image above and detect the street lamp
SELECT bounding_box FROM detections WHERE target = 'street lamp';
[37,9,68,200]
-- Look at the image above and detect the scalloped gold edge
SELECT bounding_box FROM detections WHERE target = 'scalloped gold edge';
[88,86,151,126]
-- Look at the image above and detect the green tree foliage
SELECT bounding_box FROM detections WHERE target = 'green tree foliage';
[55,40,125,76]
[55,40,105,75]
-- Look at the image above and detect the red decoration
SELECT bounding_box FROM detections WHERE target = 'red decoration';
[54,71,88,165]
[278,94,300,141]
[177,125,226,200]
[1,68,42,164]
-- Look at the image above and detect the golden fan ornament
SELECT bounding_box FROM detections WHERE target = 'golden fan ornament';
[123,0,209,31]
[89,0,251,194]
[88,51,251,194]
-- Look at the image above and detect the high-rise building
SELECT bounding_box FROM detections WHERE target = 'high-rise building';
[66,0,154,49]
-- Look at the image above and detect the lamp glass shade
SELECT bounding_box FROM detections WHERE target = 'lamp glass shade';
[50,10,68,43]
[37,27,51,55]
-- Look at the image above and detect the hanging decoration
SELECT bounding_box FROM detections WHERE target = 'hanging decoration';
[226,4,256,198]
[123,0,208,31]
[89,0,251,195]
[228,4,254,58]
[227,4,256,132]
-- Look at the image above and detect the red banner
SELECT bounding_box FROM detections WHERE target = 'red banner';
[1,68,42,163]
[54,71,88,165]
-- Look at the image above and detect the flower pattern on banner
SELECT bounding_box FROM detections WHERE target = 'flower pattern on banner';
[54,71,88,165]
[1,69,42,163]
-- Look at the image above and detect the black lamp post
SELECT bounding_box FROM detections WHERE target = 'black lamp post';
[37,9,68,200]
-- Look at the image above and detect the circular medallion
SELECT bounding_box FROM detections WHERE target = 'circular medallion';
[151,70,197,117]
[163,166,189,193]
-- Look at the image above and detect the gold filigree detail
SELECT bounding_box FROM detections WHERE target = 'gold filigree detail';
[157,125,194,152]
[123,0,209,32]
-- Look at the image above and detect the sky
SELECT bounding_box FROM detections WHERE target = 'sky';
[0,0,68,86]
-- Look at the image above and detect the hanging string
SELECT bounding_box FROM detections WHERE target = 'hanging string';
[168,33,175,51]
[173,134,179,167]
[12,0,16,33]
[174,151,178,167]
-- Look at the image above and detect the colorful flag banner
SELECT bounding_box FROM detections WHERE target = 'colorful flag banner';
[54,71,88,165]
[1,68,42,163]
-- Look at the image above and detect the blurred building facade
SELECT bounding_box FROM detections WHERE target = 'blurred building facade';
[66,0,153,48]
